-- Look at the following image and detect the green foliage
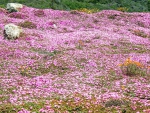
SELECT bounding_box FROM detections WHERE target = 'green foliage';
[18,21,37,29]
[148,0,150,11]
[62,0,91,10]
[119,58,148,76]
[0,0,148,12]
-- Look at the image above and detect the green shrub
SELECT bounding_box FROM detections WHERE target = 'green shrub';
[119,58,147,76]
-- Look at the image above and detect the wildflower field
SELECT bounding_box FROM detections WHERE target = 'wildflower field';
[0,5,150,113]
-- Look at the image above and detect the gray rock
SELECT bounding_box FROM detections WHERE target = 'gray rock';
[6,3,23,13]
[4,23,22,40]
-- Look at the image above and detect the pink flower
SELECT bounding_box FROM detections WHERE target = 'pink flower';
[18,109,30,113]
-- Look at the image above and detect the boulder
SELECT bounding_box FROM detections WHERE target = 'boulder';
[6,3,23,13]
[4,23,22,40]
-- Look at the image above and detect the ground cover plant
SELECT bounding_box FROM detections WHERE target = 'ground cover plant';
[0,3,150,113]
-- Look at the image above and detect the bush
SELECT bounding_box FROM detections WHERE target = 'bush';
[119,58,147,76]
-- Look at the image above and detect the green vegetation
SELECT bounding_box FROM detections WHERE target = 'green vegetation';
[0,0,149,12]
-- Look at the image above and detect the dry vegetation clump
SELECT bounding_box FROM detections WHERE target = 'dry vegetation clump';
[131,29,150,38]
[8,12,28,19]
[34,9,45,17]
[116,7,128,12]
[18,20,37,29]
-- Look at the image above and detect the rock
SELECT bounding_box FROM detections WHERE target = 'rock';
[6,3,23,13]
[4,23,22,40]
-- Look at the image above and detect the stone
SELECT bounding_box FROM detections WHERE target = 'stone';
[6,3,23,13]
[4,23,22,40]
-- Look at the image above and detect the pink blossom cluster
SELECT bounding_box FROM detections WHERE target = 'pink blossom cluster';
[0,5,149,112]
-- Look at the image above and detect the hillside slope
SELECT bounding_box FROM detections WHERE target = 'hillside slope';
[0,5,150,112]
